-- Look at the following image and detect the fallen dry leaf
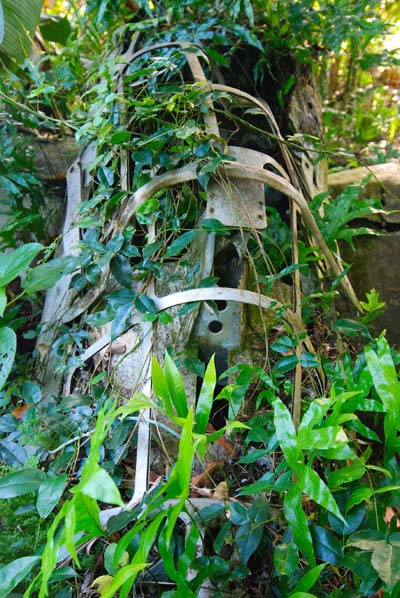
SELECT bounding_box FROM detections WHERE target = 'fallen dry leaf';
[213,481,229,500]
[11,404,32,419]
[191,461,223,488]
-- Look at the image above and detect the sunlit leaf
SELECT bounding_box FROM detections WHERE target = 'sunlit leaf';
[194,356,216,434]
[297,465,345,522]
[272,397,300,470]
[75,464,124,506]
[164,352,188,418]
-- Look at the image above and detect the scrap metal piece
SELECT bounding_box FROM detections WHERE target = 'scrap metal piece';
[206,146,269,229]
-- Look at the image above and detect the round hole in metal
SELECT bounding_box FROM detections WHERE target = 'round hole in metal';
[208,320,223,333]
[216,300,228,312]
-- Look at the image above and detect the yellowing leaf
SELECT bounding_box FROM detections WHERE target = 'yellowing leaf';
[91,575,114,596]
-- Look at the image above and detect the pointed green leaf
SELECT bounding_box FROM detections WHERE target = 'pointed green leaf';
[164,352,188,418]
[284,485,315,566]
[272,397,300,471]
[297,465,345,522]
[291,564,326,594]
[165,230,196,258]
[194,356,216,434]
[151,355,174,417]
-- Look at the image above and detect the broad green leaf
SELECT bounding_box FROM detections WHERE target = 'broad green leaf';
[194,356,216,434]
[23,381,41,404]
[36,474,67,518]
[371,542,400,590]
[165,230,196,258]
[110,255,133,289]
[114,395,153,419]
[347,530,386,551]
[300,353,321,369]
[328,461,366,491]
[23,255,80,293]
[272,397,300,471]
[298,426,348,451]
[297,465,345,522]
[274,354,299,373]
[158,516,196,596]
[0,286,6,317]
[0,326,16,391]
[196,502,225,523]
[273,542,298,575]
[284,485,315,566]
[74,493,103,537]
[75,464,124,506]
[0,555,40,596]
[40,16,71,45]
[236,522,263,564]
[164,352,188,418]
[299,397,334,432]
[237,448,268,464]
[271,335,294,353]
[311,526,343,564]
[328,503,365,536]
[289,594,318,598]
[346,487,373,511]
[0,468,46,498]
[111,304,132,340]
[110,130,131,144]
[248,496,270,524]
[98,164,114,187]
[0,243,43,286]
[291,564,326,594]
[0,0,43,64]
[135,294,157,314]
[235,473,275,496]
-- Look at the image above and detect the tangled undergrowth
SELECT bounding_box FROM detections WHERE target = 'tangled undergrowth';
[0,2,400,598]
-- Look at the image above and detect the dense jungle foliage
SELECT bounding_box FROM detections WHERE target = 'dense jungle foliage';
[1,1,400,597]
